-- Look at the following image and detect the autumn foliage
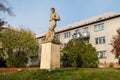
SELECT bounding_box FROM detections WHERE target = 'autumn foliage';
[111,28,120,58]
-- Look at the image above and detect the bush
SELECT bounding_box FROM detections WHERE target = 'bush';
[61,38,98,68]
[6,52,27,67]
[109,63,114,68]
[0,56,6,67]
[0,28,38,67]
[81,44,98,68]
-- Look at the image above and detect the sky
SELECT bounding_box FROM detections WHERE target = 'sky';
[1,0,120,34]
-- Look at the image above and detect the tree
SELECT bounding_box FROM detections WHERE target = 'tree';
[0,0,14,16]
[61,38,98,68]
[0,0,14,30]
[111,28,120,58]
[81,44,98,68]
[0,27,39,67]
[0,19,6,27]
[0,56,6,67]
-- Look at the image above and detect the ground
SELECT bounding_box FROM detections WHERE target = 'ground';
[0,68,120,80]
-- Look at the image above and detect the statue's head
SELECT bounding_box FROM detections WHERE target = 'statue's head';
[51,8,55,13]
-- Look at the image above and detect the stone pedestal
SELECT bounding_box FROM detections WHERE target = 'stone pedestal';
[40,41,60,70]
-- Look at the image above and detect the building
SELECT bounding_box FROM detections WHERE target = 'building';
[36,12,120,67]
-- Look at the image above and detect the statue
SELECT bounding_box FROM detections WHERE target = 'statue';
[40,8,61,69]
[45,8,60,41]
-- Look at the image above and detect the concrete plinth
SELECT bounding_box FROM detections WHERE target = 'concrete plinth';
[40,41,60,70]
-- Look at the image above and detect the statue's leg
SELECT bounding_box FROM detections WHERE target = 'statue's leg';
[48,21,56,41]
[49,30,53,41]
[51,24,56,38]
[45,32,48,41]
[52,30,55,39]
[45,30,50,41]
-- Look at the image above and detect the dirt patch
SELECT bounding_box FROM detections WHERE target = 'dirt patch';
[0,67,40,74]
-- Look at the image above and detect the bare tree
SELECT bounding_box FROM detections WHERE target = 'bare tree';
[0,0,14,16]
[0,0,14,28]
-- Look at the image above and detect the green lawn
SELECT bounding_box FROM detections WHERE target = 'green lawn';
[0,68,120,80]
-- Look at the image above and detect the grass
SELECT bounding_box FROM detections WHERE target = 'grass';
[0,68,120,80]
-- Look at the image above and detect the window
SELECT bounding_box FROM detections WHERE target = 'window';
[83,27,89,36]
[56,34,60,40]
[97,51,106,58]
[95,37,105,44]
[74,30,81,38]
[94,23,104,32]
[64,32,71,38]
[83,27,88,33]
[75,30,79,34]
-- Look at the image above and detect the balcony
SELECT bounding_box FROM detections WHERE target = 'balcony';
[72,32,90,39]
[72,32,90,44]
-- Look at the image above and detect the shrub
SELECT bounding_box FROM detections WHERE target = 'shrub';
[0,27,39,67]
[6,52,27,67]
[81,44,98,68]
[109,63,114,68]
[0,56,6,67]
[61,38,98,68]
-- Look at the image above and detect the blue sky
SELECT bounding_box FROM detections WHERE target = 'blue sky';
[1,0,120,34]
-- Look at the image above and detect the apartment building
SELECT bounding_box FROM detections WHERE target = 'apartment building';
[36,12,120,67]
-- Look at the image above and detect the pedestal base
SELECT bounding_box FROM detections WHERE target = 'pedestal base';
[40,41,60,70]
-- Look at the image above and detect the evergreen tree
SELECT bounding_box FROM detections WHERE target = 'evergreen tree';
[61,38,98,68]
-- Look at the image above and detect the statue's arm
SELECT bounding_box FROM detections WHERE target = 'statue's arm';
[55,13,60,21]
[49,13,60,21]
[49,14,56,21]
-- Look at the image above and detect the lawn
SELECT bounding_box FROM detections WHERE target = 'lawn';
[0,68,120,80]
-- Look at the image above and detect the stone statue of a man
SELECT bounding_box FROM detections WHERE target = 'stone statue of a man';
[45,8,60,41]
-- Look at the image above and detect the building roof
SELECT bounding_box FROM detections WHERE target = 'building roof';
[36,12,120,38]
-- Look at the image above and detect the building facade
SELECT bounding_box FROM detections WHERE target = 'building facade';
[37,12,120,67]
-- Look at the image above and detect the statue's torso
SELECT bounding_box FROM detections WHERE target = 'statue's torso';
[49,13,57,29]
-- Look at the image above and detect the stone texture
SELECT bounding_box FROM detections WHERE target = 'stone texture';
[40,42,60,70]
